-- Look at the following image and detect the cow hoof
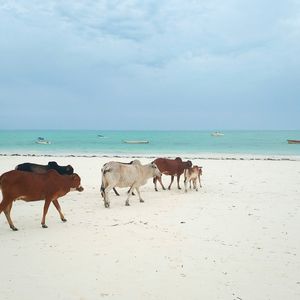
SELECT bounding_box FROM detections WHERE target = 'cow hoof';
[178,187,181,190]
[11,226,18,231]
[104,203,110,208]
[125,202,130,206]
[140,199,144,203]
[62,218,67,222]
[42,224,48,229]
[163,187,166,190]
[155,188,158,192]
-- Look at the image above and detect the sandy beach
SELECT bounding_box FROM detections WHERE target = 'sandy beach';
[0,155,299,300]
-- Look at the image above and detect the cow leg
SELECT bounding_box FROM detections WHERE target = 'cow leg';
[52,199,67,222]
[0,197,11,214]
[113,188,120,196]
[125,186,134,206]
[41,199,52,228]
[193,179,198,191]
[198,174,202,188]
[158,176,166,190]
[3,202,18,231]
[184,176,188,193]
[135,187,144,203]
[177,175,182,190]
[103,185,114,208]
[153,177,158,191]
[168,176,174,190]
[154,176,165,191]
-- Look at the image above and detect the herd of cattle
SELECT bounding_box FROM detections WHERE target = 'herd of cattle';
[0,158,202,231]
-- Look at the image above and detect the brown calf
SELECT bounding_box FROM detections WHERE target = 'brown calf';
[0,170,83,231]
[153,157,192,191]
[184,166,202,192]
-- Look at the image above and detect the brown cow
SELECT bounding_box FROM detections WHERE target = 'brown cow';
[0,170,84,231]
[153,157,192,191]
[184,165,202,192]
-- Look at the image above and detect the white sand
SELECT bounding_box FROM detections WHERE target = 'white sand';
[0,155,299,300]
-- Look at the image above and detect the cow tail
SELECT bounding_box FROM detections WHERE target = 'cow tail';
[100,173,106,195]
[100,166,110,195]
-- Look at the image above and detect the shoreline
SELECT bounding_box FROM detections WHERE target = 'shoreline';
[1,152,300,161]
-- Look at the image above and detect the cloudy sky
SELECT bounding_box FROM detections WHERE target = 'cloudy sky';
[0,0,299,130]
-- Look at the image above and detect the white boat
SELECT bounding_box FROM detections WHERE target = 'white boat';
[211,131,224,137]
[35,137,51,145]
[123,140,149,144]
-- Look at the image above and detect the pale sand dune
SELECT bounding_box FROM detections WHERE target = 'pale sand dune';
[0,156,300,300]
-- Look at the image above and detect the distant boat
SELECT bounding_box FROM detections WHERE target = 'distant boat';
[97,134,105,138]
[287,139,300,144]
[35,137,51,145]
[123,140,149,144]
[211,131,224,137]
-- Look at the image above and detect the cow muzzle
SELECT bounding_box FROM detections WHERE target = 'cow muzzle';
[76,185,84,192]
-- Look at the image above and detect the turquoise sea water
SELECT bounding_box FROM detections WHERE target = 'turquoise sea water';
[0,130,299,158]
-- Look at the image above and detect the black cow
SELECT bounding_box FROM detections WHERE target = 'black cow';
[15,161,74,175]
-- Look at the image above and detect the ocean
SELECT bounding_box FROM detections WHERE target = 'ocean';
[0,130,299,159]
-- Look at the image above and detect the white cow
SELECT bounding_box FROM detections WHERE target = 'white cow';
[100,160,161,207]
[184,166,202,192]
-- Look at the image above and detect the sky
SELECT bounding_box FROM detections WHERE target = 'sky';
[0,0,300,130]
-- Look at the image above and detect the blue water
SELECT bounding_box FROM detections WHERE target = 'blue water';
[0,130,299,158]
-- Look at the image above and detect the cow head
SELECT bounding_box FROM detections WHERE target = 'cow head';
[199,166,203,175]
[151,163,162,177]
[65,165,74,175]
[70,174,84,192]
[184,160,192,168]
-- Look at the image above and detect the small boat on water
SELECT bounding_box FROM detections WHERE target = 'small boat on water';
[287,139,300,144]
[211,131,224,137]
[35,137,51,145]
[123,140,149,144]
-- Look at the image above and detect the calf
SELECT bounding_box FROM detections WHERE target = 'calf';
[153,157,192,191]
[0,170,83,231]
[101,160,161,207]
[184,166,202,192]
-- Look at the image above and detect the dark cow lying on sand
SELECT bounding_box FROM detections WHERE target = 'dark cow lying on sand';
[184,165,202,192]
[15,161,74,175]
[0,170,83,231]
[153,157,192,191]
